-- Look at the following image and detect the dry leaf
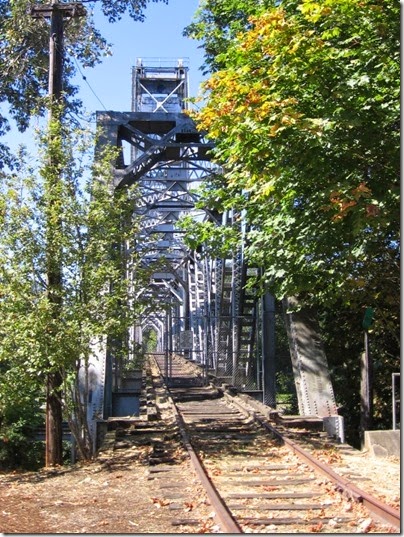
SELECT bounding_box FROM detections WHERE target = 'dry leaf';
[197,519,216,533]
[308,522,323,532]
[151,497,170,508]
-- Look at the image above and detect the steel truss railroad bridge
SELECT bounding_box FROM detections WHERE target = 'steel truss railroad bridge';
[86,58,343,447]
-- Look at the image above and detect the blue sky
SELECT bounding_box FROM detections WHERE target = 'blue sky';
[5,0,205,152]
[81,0,205,112]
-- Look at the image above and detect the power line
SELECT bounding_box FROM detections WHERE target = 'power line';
[71,54,108,111]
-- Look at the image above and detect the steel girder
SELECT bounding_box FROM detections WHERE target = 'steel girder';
[283,296,338,416]
[96,109,217,365]
[208,210,264,396]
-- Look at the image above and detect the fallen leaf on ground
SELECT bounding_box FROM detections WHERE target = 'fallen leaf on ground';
[308,521,323,532]
[150,497,170,508]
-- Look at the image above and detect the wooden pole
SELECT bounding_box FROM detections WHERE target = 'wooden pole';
[45,0,64,469]
[31,1,85,467]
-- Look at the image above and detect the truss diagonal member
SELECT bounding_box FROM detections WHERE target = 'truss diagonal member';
[153,80,185,113]
[162,279,184,303]
[118,123,157,153]
[116,128,213,190]
[120,122,179,165]
[115,125,183,190]
[116,153,163,190]
[139,82,162,110]
[139,82,182,114]
[117,143,214,189]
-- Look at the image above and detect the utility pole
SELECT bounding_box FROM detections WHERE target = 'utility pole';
[31,1,85,467]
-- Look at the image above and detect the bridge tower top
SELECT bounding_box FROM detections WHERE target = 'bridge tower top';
[131,57,190,113]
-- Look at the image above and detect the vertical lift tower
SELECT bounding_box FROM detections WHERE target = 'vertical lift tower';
[94,58,217,423]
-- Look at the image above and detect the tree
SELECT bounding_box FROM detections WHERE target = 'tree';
[190,0,399,316]
[0,126,154,463]
[0,0,168,467]
[185,0,399,432]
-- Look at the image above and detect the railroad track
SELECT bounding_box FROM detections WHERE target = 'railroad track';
[108,353,400,533]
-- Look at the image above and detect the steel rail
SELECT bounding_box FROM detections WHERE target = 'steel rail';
[151,357,243,534]
[174,410,243,534]
[225,393,400,531]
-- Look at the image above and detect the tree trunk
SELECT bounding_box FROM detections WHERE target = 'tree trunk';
[46,371,64,466]
[360,330,373,446]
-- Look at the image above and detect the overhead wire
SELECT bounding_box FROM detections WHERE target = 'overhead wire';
[71,54,108,112]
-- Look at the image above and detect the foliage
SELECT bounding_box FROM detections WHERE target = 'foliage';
[178,214,240,258]
[190,0,399,318]
[96,0,168,23]
[186,0,399,433]
[0,123,151,462]
[273,300,297,413]
[143,328,158,353]
[0,361,45,469]
[184,0,276,75]
[0,419,45,470]
[319,303,399,446]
